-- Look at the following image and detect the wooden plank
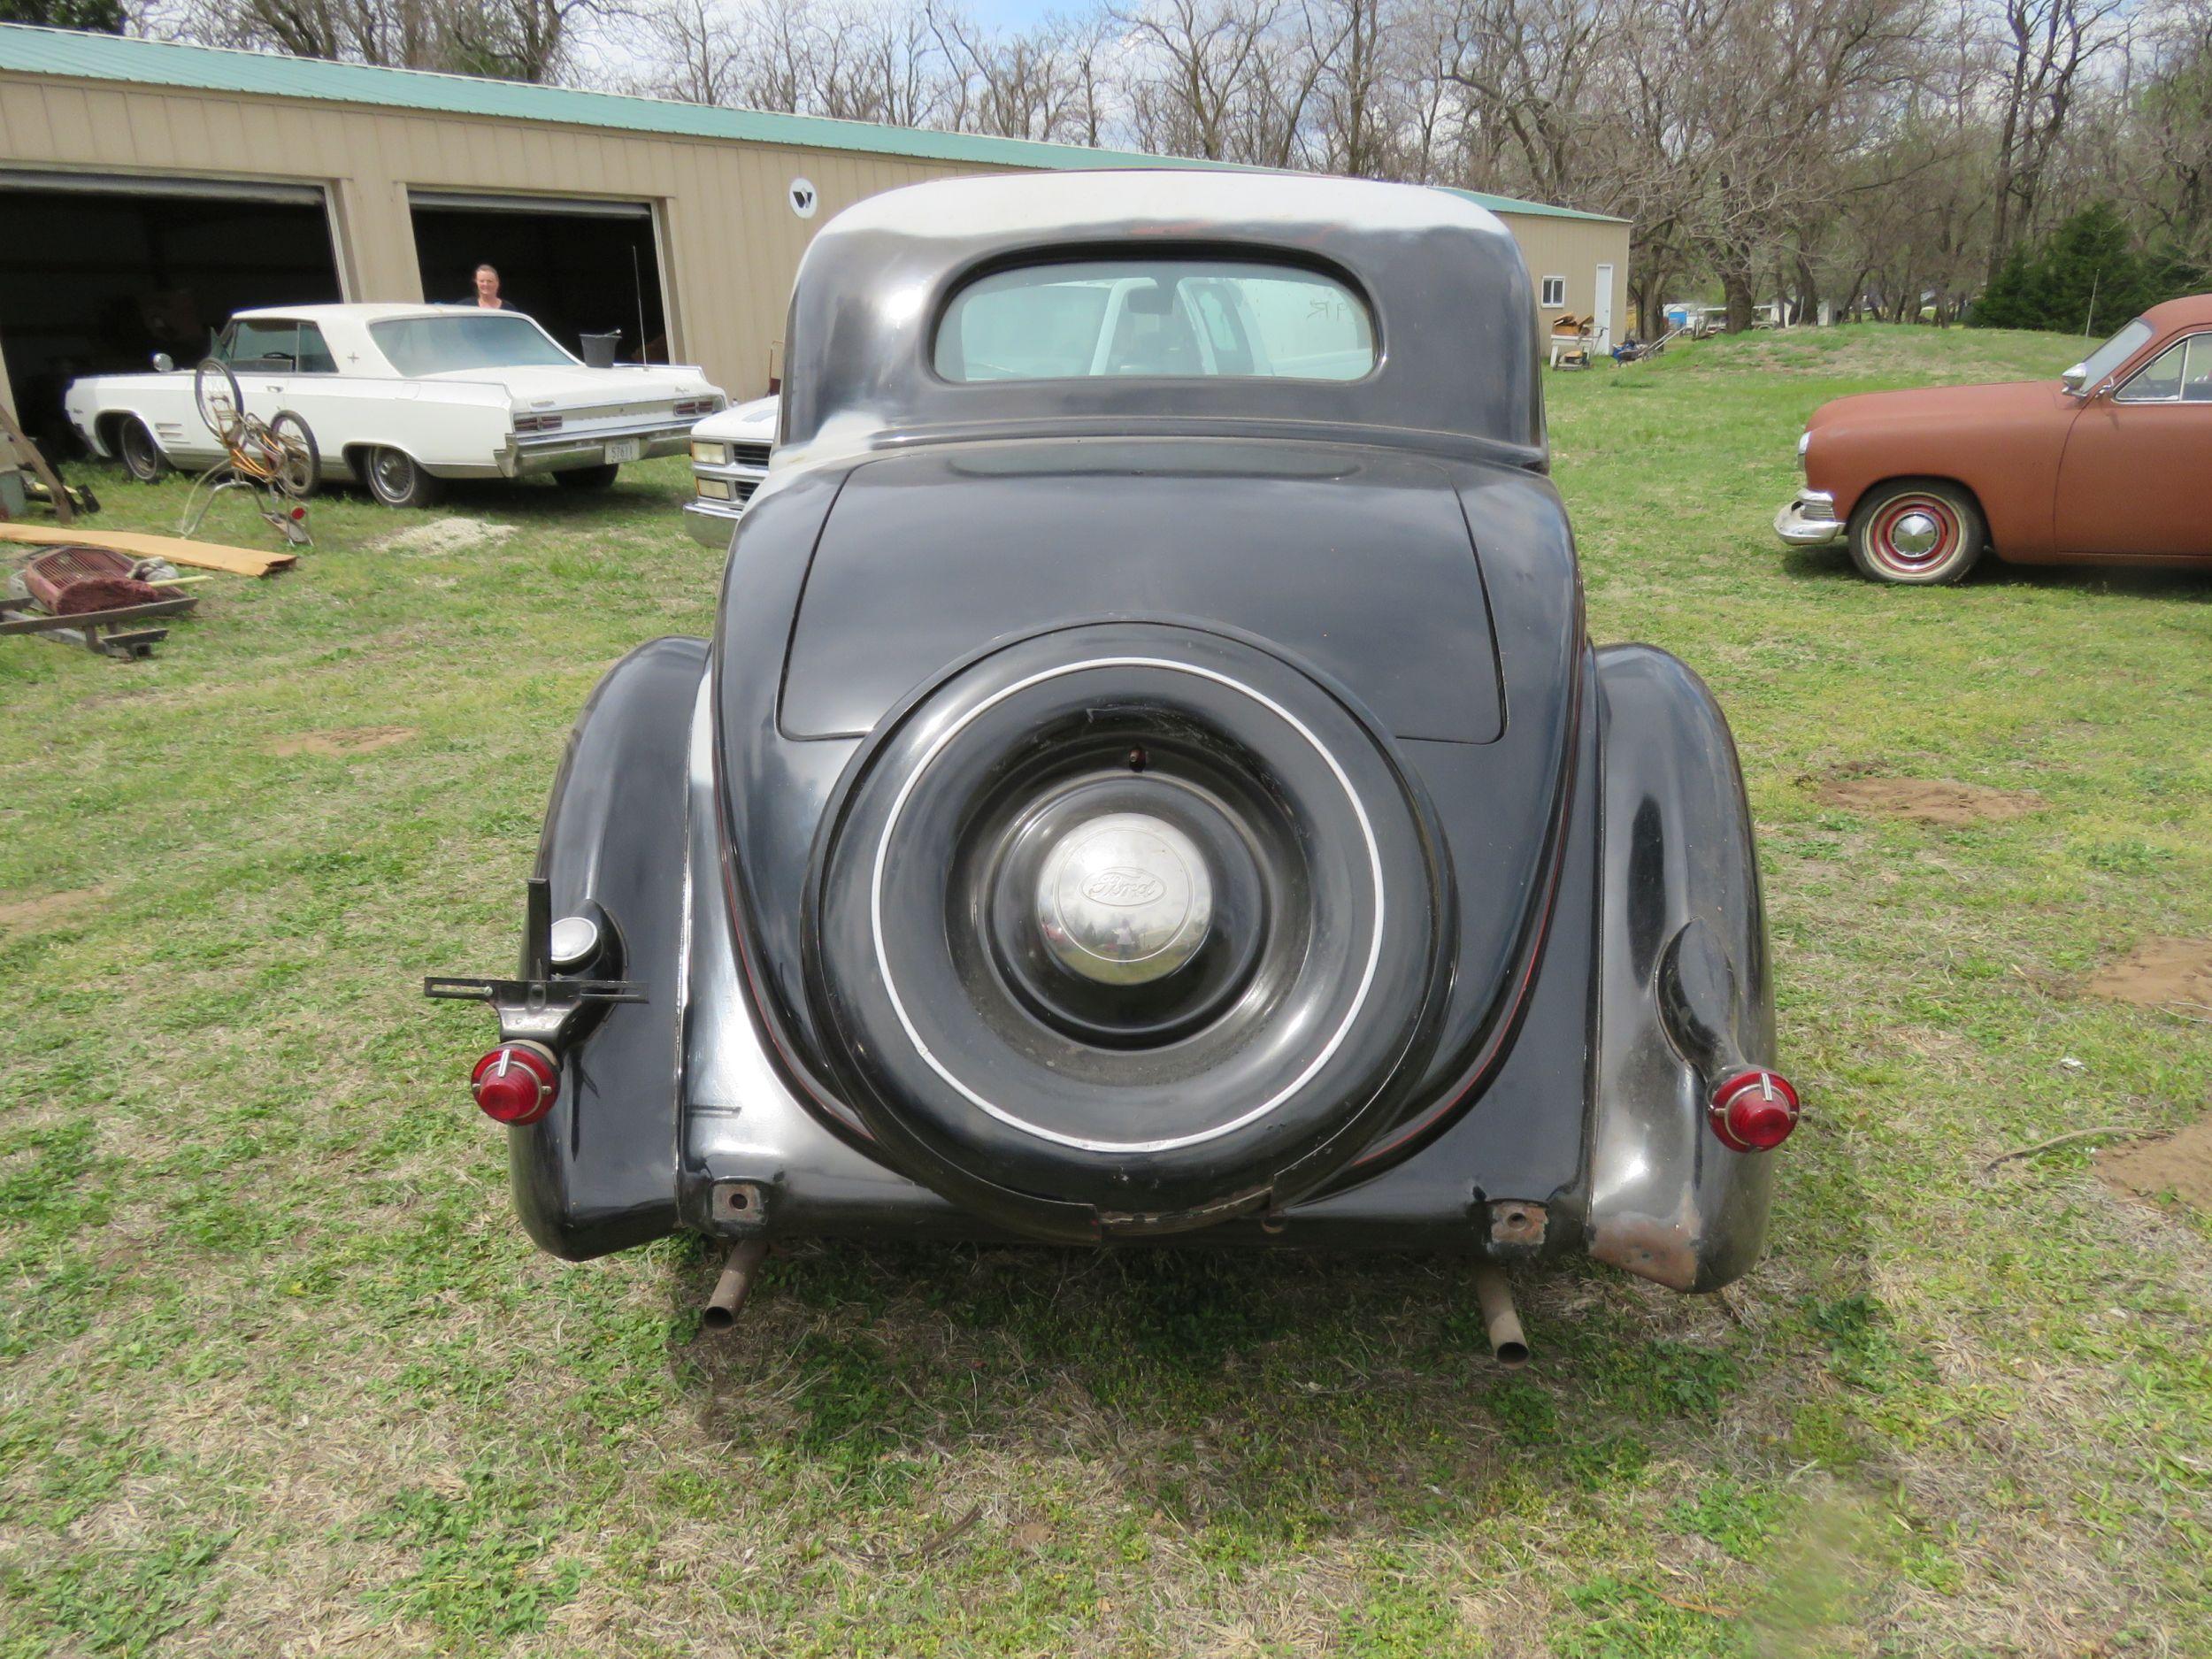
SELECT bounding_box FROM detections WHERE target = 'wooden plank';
[0,595,196,634]
[0,523,296,578]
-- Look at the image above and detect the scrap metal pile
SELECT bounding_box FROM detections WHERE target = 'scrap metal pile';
[1,544,200,659]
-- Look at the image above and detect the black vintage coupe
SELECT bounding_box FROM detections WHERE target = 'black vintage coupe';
[429,173,1797,1349]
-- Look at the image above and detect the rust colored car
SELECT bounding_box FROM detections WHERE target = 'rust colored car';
[1776,294,2212,583]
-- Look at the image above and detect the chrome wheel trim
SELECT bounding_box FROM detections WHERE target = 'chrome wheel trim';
[119,420,160,479]
[1035,811,1213,986]
[371,449,413,501]
[868,656,1386,1156]
[1869,493,1962,575]
[1889,511,1940,557]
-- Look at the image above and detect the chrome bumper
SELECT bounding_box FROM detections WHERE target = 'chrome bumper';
[1774,490,1844,547]
[683,500,746,549]
[683,457,770,546]
[497,419,695,478]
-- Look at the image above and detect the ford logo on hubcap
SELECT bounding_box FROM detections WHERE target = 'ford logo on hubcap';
[1036,813,1213,985]
[1082,867,1167,907]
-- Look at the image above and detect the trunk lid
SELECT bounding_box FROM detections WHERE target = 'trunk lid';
[779,439,1504,743]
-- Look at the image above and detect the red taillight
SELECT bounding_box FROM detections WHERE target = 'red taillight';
[1709,1068,1800,1152]
[289,506,306,521]
[471,1043,558,1125]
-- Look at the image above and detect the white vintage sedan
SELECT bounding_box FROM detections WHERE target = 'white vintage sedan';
[65,303,726,507]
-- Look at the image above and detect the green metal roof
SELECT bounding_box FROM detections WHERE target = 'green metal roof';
[0,23,1625,225]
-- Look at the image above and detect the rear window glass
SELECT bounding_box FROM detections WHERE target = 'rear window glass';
[934,260,1375,383]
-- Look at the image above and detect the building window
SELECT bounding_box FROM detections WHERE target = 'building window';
[1540,275,1567,308]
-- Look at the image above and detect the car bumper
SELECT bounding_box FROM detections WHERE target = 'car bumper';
[683,500,747,548]
[1774,490,1844,547]
[684,460,770,545]
[497,419,695,478]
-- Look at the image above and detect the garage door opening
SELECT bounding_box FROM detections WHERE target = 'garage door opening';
[410,193,669,366]
[0,173,342,450]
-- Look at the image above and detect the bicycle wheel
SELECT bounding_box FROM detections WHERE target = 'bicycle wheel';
[268,411,320,499]
[194,357,245,444]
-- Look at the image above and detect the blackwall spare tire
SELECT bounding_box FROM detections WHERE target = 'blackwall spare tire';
[803,623,1454,1238]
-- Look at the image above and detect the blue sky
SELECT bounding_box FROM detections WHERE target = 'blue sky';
[963,0,1069,29]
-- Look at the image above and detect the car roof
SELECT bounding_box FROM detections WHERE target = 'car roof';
[2141,293,2212,333]
[781,170,1545,470]
[832,168,1508,244]
[232,303,497,324]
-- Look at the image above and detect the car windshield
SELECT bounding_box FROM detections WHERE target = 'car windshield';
[369,313,576,375]
[2072,318,2154,389]
[934,259,1375,382]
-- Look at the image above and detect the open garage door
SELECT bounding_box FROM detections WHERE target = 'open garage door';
[410,192,670,365]
[0,171,343,449]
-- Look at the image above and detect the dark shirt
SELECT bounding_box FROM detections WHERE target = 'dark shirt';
[461,296,515,310]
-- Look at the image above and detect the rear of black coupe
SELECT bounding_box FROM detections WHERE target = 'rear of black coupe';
[427,173,1799,1332]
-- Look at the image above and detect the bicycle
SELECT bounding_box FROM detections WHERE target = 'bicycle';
[178,356,319,548]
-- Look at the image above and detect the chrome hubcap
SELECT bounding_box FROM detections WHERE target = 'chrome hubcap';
[1035,812,1211,985]
[1890,510,1941,557]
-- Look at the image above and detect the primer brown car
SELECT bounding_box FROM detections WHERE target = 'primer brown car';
[1776,293,2212,583]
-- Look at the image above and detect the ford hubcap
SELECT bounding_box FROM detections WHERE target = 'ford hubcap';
[1036,812,1211,985]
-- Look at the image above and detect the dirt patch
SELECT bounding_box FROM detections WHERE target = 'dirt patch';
[372,517,514,557]
[2099,1116,2212,1213]
[2084,938,2212,1013]
[1809,774,2041,826]
[0,887,104,930]
[266,726,418,758]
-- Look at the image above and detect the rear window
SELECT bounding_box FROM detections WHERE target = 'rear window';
[370,313,575,375]
[934,259,1375,383]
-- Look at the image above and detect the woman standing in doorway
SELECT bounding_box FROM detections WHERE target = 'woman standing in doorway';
[468,264,514,311]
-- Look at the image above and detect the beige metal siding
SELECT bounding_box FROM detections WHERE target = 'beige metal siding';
[0,69,1627,414]
[0,73,995,402]
[1503,214,1631,342]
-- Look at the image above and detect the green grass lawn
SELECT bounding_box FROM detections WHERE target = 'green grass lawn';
[4,324,2208,1656]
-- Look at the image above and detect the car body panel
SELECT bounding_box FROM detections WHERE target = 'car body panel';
[2055,394,2210,557]
[779,440,1505,743]
[1803,380,2076,557]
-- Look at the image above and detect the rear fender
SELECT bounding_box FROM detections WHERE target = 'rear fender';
[510,636,706,1259]
[1588,645,1778,1292]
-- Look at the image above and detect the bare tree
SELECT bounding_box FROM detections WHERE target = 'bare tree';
[165,0,2208,329]
[1115,0,1285,159]
[929,4,1102,140]
[1985,0,2130,283]
[639,0,744,102]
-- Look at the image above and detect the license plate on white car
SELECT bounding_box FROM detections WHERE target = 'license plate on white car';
[604,438,642,464]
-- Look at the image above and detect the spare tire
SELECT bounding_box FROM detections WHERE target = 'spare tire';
[803,622,1454,1238]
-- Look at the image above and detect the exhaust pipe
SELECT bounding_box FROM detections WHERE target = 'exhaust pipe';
[703,1238,770,1332]
[1473,1263,1529,1368]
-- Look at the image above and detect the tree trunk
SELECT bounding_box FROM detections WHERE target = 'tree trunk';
[1795,254,1821,327]
[1722,269,1755,334]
